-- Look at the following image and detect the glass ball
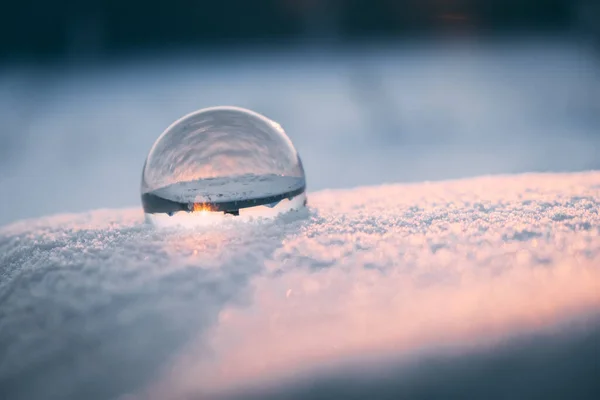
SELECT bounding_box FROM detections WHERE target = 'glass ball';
[141,106,306,222]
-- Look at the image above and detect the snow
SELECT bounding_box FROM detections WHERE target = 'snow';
[1,172,600,399]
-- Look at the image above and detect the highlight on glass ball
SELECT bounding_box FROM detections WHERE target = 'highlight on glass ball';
[141,106,307,226]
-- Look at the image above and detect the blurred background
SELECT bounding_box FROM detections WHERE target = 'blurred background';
[1,0,599,225]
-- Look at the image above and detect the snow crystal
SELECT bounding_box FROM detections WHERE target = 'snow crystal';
[1,172,599,399]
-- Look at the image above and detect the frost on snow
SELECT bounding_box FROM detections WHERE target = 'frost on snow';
[1,172,600,399]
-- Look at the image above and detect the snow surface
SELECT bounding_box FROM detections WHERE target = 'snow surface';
[1,172,600,400]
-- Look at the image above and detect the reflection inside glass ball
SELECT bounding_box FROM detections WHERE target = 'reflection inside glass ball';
[141,106,307,225]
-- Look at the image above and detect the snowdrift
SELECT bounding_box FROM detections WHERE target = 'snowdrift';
[1,172,599,399]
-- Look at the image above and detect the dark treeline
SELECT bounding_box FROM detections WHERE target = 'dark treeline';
[0,0,592,61]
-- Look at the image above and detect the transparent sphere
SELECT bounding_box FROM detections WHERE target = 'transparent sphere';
[141,106,306,219]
